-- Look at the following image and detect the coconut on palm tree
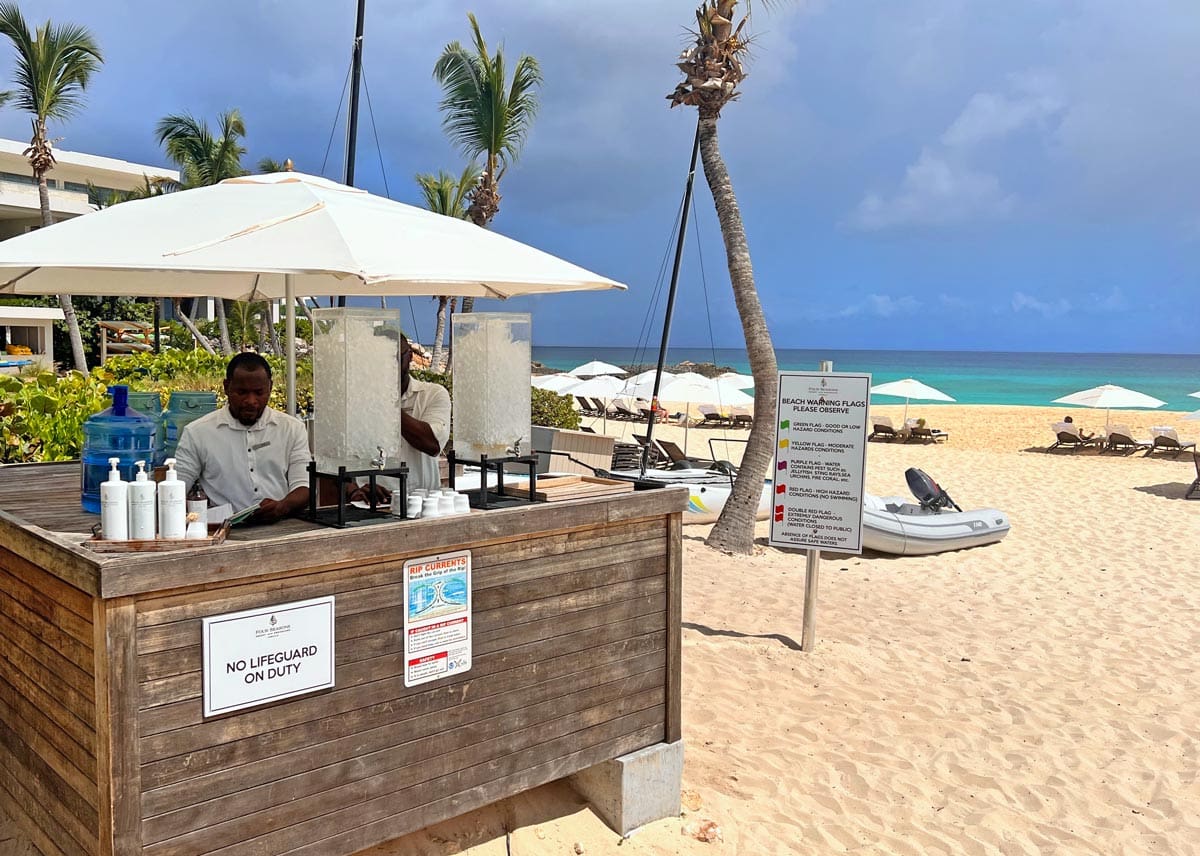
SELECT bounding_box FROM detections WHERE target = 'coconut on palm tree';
[415,164,480,371]
[155,109,250,354]
[0,3,102,372]
[669,0,780,555]
[433,13,541,313]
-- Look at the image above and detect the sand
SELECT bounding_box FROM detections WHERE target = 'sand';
[4,405,1199,855]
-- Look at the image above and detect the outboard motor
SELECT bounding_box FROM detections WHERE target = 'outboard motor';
[904,468,962,512]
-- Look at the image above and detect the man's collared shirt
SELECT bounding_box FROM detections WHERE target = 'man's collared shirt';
[371,378,451,492]
[174,405,311,511]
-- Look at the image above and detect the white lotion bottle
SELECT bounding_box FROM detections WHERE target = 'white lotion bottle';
[157,457,187,540]
[100,457,129,540]
[128,460,156,540]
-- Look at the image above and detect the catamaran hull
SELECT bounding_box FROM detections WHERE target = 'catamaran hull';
[606,468,772,524]
[862,495,1011,555]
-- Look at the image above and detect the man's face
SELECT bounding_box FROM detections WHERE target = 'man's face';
[400,339,413,394]
[225,367,272,426]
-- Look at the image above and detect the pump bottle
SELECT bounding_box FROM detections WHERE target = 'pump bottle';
[100,457,129,540]
[157,457,187,540]
[185,481,209,539]
[128,460,156,540]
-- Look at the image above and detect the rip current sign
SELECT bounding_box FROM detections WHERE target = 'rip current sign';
[403,550,472,687]
[202,596,335,717]
[769,372,871,553]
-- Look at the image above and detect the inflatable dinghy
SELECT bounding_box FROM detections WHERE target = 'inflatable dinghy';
[862,469,1010,555]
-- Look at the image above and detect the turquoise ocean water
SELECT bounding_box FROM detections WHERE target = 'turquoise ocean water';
[532,347,1200,412]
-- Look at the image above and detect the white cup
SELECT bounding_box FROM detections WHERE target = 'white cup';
[422,496,442,519]
[453,494,470,515]
[438,495,455,516]
[407,496,423,518]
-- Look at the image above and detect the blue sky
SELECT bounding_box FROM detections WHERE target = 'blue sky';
[4,1,1199,354]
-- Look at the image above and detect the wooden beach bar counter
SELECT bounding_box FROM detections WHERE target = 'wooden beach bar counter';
[0,462,685,856]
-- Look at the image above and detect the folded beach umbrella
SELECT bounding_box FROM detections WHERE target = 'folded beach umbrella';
[1052,384,1166,429]
[869,377,955,422]
[568,360,625,377]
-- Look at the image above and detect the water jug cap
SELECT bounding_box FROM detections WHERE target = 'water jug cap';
[107,457,122,482]
[108,384,129,416]
[134,461,148,481]
[163,457,179,480]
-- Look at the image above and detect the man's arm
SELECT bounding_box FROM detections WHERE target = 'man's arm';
[172,424,201,493]
[255,486,310,523]
[256,416,313,522]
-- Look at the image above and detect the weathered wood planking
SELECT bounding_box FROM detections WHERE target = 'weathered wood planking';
[0,460,687,855]
[0,550,99,856]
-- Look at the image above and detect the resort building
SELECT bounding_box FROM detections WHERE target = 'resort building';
[0,137,179,238]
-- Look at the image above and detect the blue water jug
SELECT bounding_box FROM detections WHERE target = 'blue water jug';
[161,391,218,463]
[125,391,166,465]
[81,385,158,513]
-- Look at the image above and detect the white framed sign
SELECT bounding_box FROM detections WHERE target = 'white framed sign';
[769,372,871,553]
[403,550,472,687]
[202,596,335,717]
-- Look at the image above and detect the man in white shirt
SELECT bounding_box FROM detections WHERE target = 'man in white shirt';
[175,353,311,524]
[349,334,450,500]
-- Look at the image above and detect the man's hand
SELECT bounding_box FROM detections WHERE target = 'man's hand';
[347,483,391,505]
[253,497,288,523]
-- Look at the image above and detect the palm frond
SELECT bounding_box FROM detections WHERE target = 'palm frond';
[0,4,101,121]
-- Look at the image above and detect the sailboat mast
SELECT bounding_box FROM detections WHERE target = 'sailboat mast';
[641,124,702,473]
[337,0,366,309]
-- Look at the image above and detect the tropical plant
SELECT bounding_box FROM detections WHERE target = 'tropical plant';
[87,173,179,208]
[0,3,103,372]
[433,13,542,313]
[0,370,110,461]
[531,388,580,430]
[257,157,291,173]
[669,0,780,554]
[415,164,480,371]
[156,109,250,355]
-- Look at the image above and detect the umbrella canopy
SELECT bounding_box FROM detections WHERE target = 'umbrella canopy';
[653,376,754,454]
[568,360,625,377]
[1053,384,1166,428]
[561,375,630,398]
[717,371,755,389]
[1189,390,1200,399]
[531,373,580,392]
[628,369,675,385]
[869,377,955,422]
[0,171,626,411]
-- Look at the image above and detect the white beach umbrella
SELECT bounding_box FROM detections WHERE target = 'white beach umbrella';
[717,371,755,389]
[870,377,955,422]
[0,171,626,411]
[531,373,580,392]
[654,376,755,454]
[561,374,632,432]
[1053,384,1166,428]
[1188,390,1200,399]
[568,360,625,377]
[628,369,675,385]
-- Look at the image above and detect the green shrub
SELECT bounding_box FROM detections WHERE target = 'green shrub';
[532,388,580,430]
[0,371,110,462]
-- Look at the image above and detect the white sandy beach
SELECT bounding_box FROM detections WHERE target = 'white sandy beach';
[4,405,1199,855]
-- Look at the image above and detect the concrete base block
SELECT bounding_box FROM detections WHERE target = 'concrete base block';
[568,740,684,836]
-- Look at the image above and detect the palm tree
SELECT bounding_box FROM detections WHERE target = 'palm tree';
[156,109,250,354]
[433,13,542,313]
[669,0,779,555]
[0,3,102,372]
[415,164,480,372]
[257,157,291,174]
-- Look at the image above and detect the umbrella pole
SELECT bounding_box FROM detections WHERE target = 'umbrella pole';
[286,275,297,417]
[903,398,909,424]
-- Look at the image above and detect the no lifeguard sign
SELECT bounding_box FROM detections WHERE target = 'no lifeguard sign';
[769,372,871,553]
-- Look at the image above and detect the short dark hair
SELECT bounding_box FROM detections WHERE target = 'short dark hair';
[227,352,272,382]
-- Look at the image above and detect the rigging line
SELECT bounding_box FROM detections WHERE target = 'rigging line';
[360,64,391,199]
[691,194,736,448]
[406,297,423,346]
[631,194,686,372]
[321,64,353,177]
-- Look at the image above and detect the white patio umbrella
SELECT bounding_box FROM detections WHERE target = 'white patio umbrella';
[568,360,625,377]
[628,369,675,385]
[0,171,626,412]
[561,374,631,433]
[869,377,955,422]
[1053,384,1166,429]
[717,371,755,389]
[654,376,755,455]
[1188,390,1200,399]
[531,373,580,392]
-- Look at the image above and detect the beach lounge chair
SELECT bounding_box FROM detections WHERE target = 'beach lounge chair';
[1102,423,1151,455]
[1187,453,1200,499]
[611,399,638,421]
[730,406,754,428]
[575,396,599,416]
[1047,422,1103,452]
[654,438,717,469]
[906,424,949,444]
[1146,427,1196,458]
[610,441,646,470]
[868,415,907,441]
[698,404,730,427]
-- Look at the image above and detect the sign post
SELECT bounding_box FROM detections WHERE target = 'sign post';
[769,370,871,651]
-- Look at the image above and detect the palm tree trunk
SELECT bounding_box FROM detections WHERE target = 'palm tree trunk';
[460,296,475,314]
[431,297,449,372]
[174,299,216,353]
[697,115,779,555]
[267,302,282,355]
[215,299,233,354]
[36,176,87,372]
[443,297,458,372]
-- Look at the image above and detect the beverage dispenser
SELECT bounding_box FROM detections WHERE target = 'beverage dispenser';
[451,312,531,461]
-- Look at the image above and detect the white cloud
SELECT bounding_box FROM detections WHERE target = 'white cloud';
[1012,291,1071,318]
[794,293,920,321]
[852,150,1014,229]
[942,76,1063,148]
[1087,286,1126,313]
